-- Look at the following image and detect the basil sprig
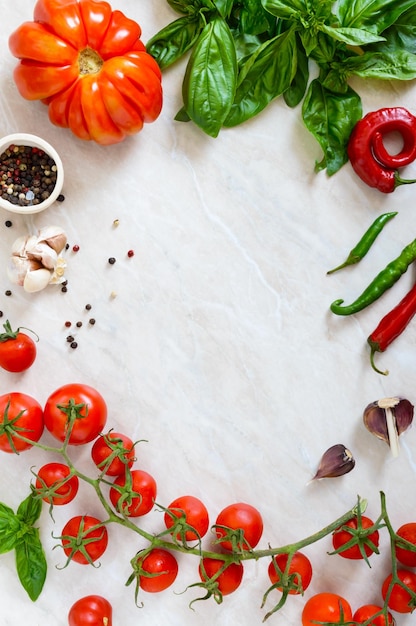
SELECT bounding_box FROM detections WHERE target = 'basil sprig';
[0,493,46,600]
[147,0,416,174]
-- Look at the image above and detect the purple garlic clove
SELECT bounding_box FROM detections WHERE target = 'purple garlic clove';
[312,444,355,480]
[363,397,414,457]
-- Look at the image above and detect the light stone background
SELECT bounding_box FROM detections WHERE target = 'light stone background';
[1,1,416,625]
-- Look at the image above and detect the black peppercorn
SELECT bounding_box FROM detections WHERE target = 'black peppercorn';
[108,257,116,265]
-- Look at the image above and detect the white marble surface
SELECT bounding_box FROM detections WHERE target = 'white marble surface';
[1,1,416,625]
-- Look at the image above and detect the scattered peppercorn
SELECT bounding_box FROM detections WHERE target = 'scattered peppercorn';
[61,286,68,292]
[70,341,78,349]
[127,250,134,258]
[66,335,74,342]
[85,304,92,310]
[108,257,116,264]
[76,321,82,328]
[5,290,12,296]
[0,311,3,317]
[64,321,71,328]
[4,220,12,227]
[72,245,80,252]
[65,243,69,250]
[89,318,96,325]
[57,194,65,202]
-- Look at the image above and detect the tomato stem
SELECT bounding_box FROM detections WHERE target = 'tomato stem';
[78,47,103,75]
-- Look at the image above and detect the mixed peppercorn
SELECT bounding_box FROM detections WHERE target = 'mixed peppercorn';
[0,144,58,206]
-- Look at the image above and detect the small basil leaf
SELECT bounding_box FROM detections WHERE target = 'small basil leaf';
[147,15,205,70]
[261,0,308,21]
[15,529,47,601]
[214,0,234,18]
[336,0,416,34]
[283,33,309,107]
[322,25,385,45]
[182,17,237,137]
[240,0,272,35]
[17,493,42,526]
[224,27,297,127]
[174,106,191,121]
[302,78,362,175]
[0,503,21,554]
[345,49,416,79]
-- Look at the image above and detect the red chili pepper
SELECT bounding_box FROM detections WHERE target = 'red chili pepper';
[368,281,416,375]
[348,107,416,193]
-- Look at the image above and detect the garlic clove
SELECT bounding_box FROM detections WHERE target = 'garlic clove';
[363,397,414,457]
[26,241,58,270]
[38,225,67,254]
[10,234,30,257]
[7,257,43,286]
[23,268,52,293]
[312,444,355,480]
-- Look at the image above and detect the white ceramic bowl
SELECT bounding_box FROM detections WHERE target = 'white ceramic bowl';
[0,133,64,214]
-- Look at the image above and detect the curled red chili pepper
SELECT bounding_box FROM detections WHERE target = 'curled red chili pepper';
[368,281,416,375]
[348,107,416,193]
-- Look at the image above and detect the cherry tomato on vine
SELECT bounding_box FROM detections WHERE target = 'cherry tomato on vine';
[395,522,416,567]
[164,495,209,541]
[215,502,263,551]
[35,462,79,505]
[91,431,135,476]
[109,469,157,517]
[302,593,352,626]
[68,595,112,626]
[61,515,108,565]
[0,392,43,453]
[382,569,416,613]
[332,515,379,559]
[44,383,107,445]
[199,558,244,595]
[135,549,178,593]
[0,320,37,372]
[353,604,394,625]
[268,552,312,594]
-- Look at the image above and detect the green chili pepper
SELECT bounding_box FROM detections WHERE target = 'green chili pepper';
[327,211,398,275]
[330,237,416,316]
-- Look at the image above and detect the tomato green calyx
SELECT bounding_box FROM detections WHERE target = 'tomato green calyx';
[57,398,89,432]
[0,319,39,343]
[78,47,104,75]
[0,400,32,455]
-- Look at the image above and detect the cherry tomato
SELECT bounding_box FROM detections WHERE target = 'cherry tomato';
[395,522,416,567]
[268,552,312,594]
[0,321,37,372]
[164,495,209,541]
[302,593,352,626]
[91,431,135,476]
[0,392,43,453]
[332,515,379,559]
[68,595,112,626]
[135,549,178,593]
[199,558,244,595]
[109,469,157,517]
[215,502,263,551]
[353,604,394,625]
[9,0,163,145]
[35,462,79,505]
[61,515,108,565]
[382,569,416,613]
[44,383,107,445]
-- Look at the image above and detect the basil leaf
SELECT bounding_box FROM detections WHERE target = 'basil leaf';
[345,49,416,79]
[0,502,21,554]
[322,25,385,45]
[167,0,215,13]
[369,6,416,52]
[175,106,191,121]
[214,0,234,18]
[240,0,272,35]
[337,0,416,34]
[182,17,237,137]
[147,15,205,70]
[224,27,297,126]
[283,33,309,107]
[302,78,362,175]
[17,493,42,526]
[15,529,47,601]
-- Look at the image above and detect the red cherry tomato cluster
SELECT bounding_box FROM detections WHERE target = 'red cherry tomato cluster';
[3,383,416,624]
